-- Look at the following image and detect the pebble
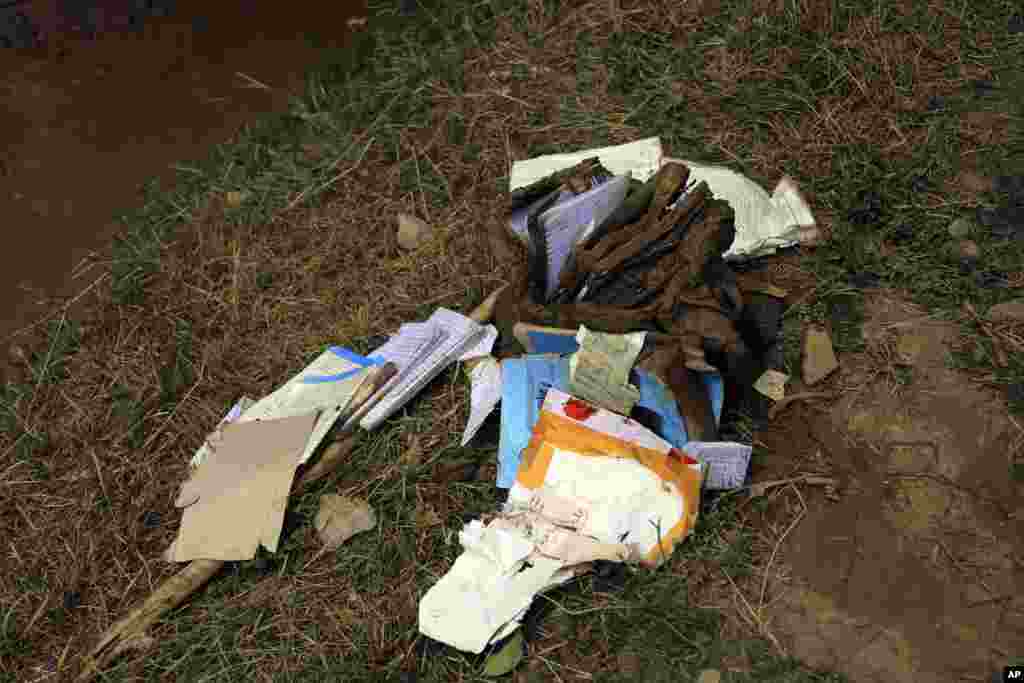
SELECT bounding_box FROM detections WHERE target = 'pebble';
[396,213,433,250]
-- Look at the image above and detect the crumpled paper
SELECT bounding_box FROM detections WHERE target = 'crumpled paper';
[419,388,704,653]
[662,156,818,260]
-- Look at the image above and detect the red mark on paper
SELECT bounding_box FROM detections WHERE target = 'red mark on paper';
[669,448,699,465]
[564,398,596,421]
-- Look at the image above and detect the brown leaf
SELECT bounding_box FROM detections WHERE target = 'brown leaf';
[314,495,376,550]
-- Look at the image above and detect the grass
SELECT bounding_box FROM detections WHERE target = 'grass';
[1,0,1023,680]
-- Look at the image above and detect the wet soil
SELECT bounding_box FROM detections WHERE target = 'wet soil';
[759,292,1024,682]
[0,0,365,343]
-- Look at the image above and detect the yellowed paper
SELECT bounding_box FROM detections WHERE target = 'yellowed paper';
[753,369,788,402]
[567,326,644,415]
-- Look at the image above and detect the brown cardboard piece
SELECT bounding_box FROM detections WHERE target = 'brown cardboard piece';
[167,412,318,562]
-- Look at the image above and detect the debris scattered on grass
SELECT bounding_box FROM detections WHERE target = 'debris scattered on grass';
[314,494,376,551]
[697,670,722,683]
[801,326,839,386]
[747,475,837,500]
[753,369,788,402]
[482,631,524,677]
[767,392,838,420]
[224,190,247,208]
[396,213,433,251]
[167,413,318,563]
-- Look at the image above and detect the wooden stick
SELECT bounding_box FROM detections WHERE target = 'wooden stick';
[767,392,837,420]
[79,363,397,679]
[80,288,505,679]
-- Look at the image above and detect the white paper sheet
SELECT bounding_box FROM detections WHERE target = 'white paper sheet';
[509,137,664,191]
[682,441,752,490]
[537,175,631,299]
[458,324,498,362]
[360,308,485,431]
[662,156,817,260]
[461,357,502,447]
[418,520,568,654]
[190,348,373,469]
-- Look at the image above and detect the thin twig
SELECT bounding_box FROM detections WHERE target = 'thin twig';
[758,484,806,618]
[235,72,273,90]
[2,273,109,345]
[768,392,838,419]
[284,137,374,212]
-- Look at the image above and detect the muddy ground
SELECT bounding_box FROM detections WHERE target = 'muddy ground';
[757,292,1023,682]
[0,0,362,344]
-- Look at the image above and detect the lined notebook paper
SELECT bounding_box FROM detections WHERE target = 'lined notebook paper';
[359,308,486,431]
[536,175,631,299]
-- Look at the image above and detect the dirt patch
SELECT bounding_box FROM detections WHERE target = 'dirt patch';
[0,0,364,348]
[767,292,1024,681]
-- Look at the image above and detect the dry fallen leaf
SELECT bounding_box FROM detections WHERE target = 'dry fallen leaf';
[315,494,376,550]
[225,190,247,208]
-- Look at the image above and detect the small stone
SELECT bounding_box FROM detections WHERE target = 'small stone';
[896,332,928,366]
[802,326,839,386]
[910,175,931,193]
[396,213,433,250]
[987,298,1024,322]
[947,218,972,239]
[926,95,946,112]
[697,670,722,683]
[8,344,28,364]
[315,495,376,550]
